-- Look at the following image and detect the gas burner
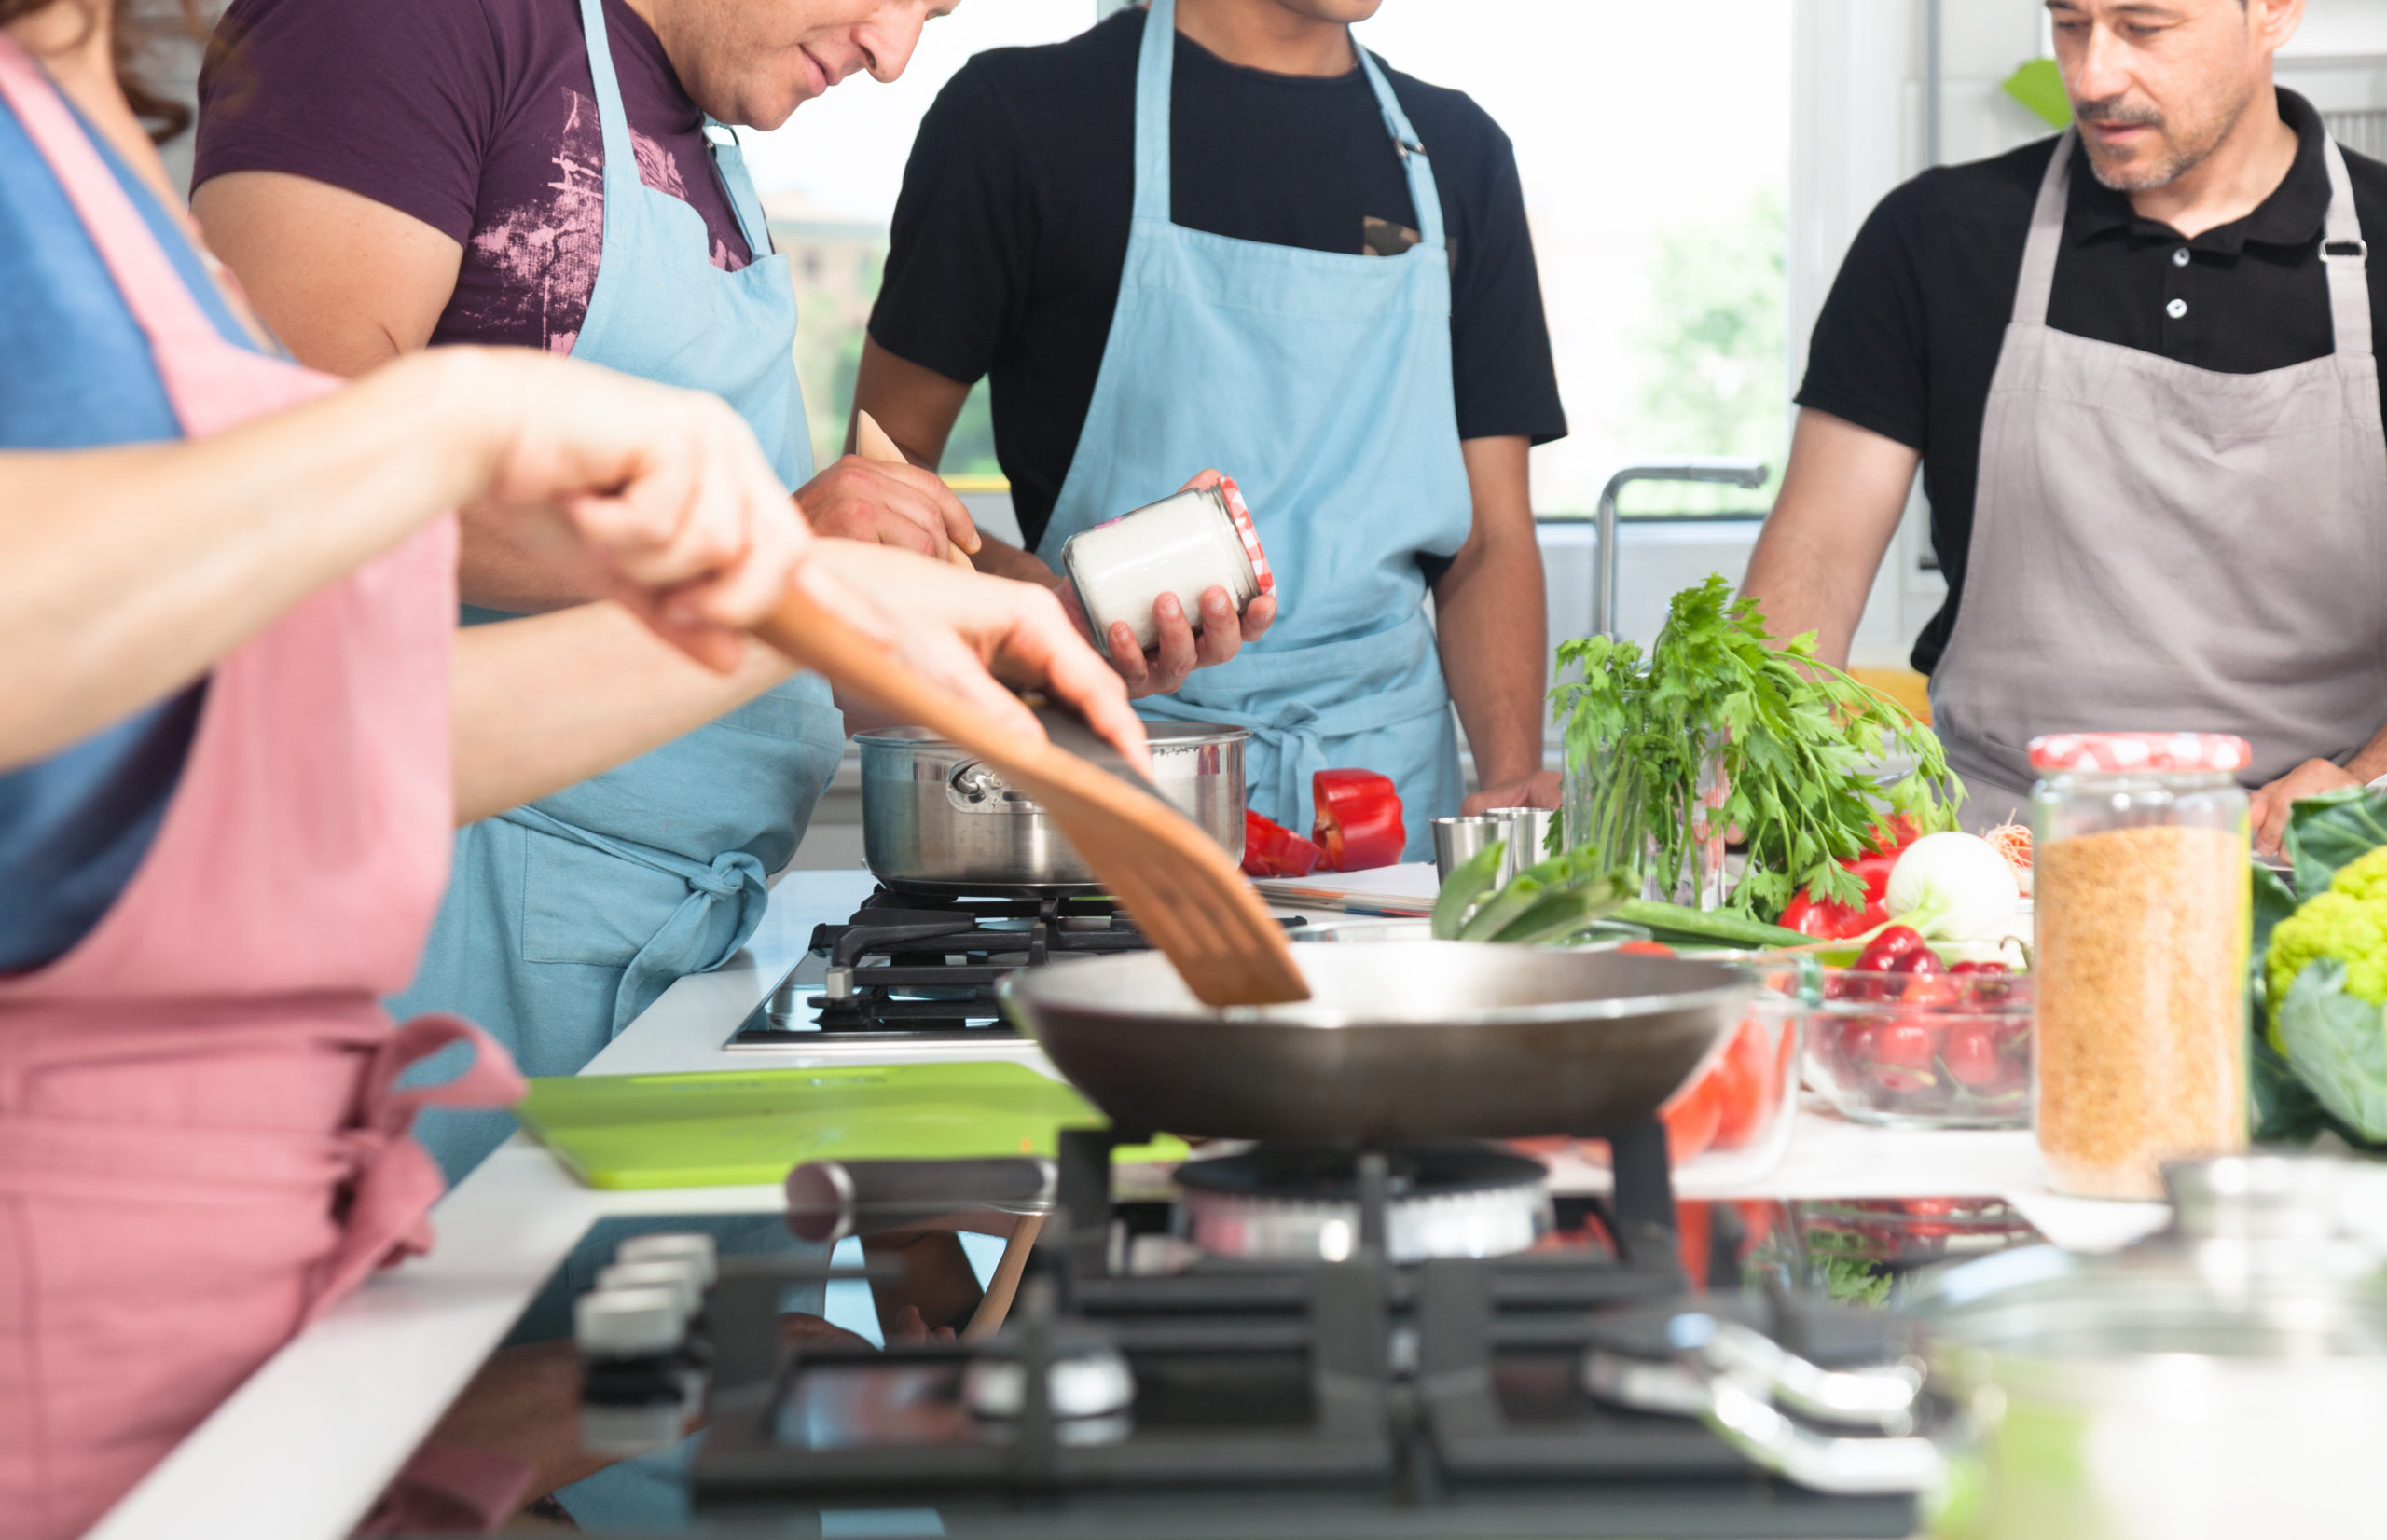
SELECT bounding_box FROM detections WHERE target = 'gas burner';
[730,888,1301,1046]
[1175,1145,1553,1263]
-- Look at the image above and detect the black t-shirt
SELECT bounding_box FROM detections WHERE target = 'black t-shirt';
[1797,89,2387,675]
[869,7,1567,552]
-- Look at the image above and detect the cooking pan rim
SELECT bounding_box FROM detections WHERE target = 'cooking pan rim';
[995,942,1755,1030]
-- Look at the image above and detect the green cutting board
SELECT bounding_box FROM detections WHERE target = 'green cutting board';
[516,1061,1184,1189]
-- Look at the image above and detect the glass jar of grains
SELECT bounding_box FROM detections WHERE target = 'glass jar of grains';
[2029,733,2251,1200]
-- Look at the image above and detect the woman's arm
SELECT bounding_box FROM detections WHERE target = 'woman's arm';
[451,610,793,825]
[0,346,808,770]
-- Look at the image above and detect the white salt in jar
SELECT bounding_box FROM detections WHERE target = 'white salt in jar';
[1060,478,1276,653]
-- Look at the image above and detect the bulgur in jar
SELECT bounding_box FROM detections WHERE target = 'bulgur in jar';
[2028,733,2250,1200]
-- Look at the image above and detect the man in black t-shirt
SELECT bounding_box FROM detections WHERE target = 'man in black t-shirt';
[859,0,1568,833]
[1743,0,2387,851]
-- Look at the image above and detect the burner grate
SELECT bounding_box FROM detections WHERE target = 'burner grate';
[732,887,1299,1045]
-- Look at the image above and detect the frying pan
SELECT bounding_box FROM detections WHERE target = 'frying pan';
[996,941,1754,1145]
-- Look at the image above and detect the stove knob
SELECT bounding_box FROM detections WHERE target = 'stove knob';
[963,1343,1136,1423]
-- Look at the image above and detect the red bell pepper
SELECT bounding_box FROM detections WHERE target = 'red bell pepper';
[1311,768,1405,872]
[1775,835,1910,939]
[1241,809,1323,878]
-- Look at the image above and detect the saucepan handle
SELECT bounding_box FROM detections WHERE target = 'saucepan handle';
[784,1157,1056,1244]
[1703,1374,1945,1496]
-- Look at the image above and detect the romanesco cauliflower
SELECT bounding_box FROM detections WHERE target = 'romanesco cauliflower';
[2266,846,2387,1006]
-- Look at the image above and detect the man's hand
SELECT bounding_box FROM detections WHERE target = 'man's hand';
[1464,772,1561,816]
[796,454,981,562]
[1072,584,1278,698]
[2253,758,2364,857]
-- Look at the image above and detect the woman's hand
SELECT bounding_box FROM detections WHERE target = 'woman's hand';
[793,541,1148,768]
[446,350,815,672]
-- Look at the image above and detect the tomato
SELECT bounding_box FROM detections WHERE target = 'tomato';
[1310,769,1405,872]
[1710,1019,1780,1150]
[1940,1022,2003,1090]
[1617,941,1676,957]
[1947,960,2009,976]
[1662,1073,1725,1164]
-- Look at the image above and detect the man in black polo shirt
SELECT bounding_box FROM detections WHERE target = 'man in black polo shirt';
[855,0,1567,840]
[1744,0,2385,852]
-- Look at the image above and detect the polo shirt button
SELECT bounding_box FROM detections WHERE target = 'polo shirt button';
[2166,297,2188,320]
[2173,247,2191,267]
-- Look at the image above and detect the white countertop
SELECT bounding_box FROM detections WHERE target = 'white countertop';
[91,867,2161,1540]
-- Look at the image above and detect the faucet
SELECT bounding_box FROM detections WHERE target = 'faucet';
[1592,459,1772,640]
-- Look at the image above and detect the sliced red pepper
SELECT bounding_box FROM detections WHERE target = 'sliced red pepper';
[1779,890,1875,940]
[1240,809,1323,878]
[1311,768,1405,872]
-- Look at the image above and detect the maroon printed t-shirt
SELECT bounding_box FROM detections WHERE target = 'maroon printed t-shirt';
[195,0,753,354]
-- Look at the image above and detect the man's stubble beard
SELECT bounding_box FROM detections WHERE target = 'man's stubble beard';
[2078,84,2254,193]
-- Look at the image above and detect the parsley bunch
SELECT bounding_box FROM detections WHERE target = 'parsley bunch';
[1551,575,1958,919]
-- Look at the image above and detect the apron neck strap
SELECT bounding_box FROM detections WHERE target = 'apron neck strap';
[1133,0,1444,248]
[2321,135,2372,359]
[0,38,225,374]
[2019,125,2372,359]
[2012,129,2073,327]
[703,118,776,257]
[574,0,642,202]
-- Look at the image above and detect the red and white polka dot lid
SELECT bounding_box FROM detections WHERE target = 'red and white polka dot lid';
[2026,732,2252,774]
[1217,476,1275,597]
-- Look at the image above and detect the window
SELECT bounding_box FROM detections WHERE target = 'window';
[744,2,1793,514]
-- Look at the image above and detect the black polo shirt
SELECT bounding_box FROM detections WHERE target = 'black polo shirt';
[1798,89,2387,675]
[868,7,1566,554]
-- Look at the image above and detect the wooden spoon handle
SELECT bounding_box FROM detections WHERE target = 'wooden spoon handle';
[856,408,976,571]
[960,1213,1044,1342]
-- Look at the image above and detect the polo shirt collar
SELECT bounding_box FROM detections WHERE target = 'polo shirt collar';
[2069,88,2331,254]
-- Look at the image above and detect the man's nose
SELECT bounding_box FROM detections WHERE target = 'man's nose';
[861,3,929,84]
[2066,22,2137,113]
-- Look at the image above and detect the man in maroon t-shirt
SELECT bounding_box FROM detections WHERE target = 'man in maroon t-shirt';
[191,0,989,566]
[190,0,1258,685]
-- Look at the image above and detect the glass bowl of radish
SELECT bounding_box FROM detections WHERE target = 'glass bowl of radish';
[1794,926,2032,1129]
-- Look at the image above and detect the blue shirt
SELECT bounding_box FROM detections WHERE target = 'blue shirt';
[0,94,261,971]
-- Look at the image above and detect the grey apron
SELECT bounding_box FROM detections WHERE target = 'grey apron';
[1929,128,2387,829]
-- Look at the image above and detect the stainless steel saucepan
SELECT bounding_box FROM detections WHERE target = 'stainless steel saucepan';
[856,721,1247,895]
[998,941,1753,1144]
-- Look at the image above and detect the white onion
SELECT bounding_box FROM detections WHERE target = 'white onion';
[1885,831,2021,942]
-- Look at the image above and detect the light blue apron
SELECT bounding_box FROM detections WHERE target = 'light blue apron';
[1035,0,1474,859]
[399,2,838,1525]
[391,0,844,1183]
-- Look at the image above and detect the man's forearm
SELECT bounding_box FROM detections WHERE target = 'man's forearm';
[966,532,1063,586]
[2345,722,2387,783]
[1737,409,1922,668]
[1437,437,1547,790]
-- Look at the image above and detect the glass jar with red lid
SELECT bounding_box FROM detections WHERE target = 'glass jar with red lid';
[2027,733,2250,1200]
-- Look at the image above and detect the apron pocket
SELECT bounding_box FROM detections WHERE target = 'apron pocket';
[520,835,695,968]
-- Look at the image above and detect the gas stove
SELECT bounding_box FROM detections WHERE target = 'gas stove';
[729,886,1304,1047]
[656,1126,1917,1537]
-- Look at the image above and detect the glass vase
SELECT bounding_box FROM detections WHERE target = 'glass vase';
[1560,732,1728,910]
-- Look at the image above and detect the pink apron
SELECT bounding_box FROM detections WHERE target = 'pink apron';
[0,41,525,1540]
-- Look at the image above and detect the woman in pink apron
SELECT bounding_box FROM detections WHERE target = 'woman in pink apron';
[0,7,1138,1533]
